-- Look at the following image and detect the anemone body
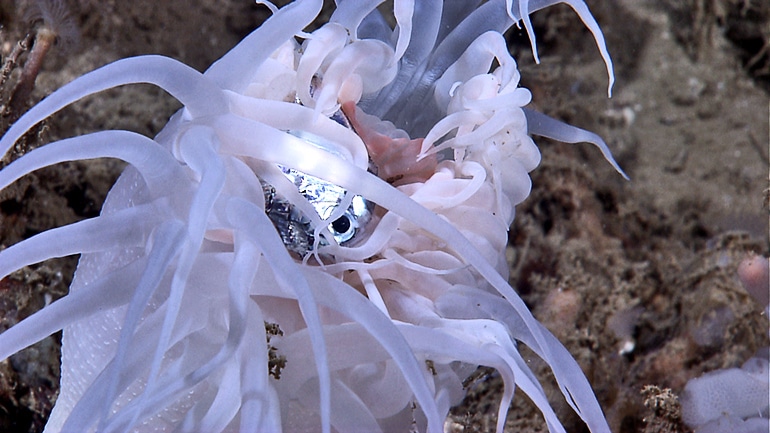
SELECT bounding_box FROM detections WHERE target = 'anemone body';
[0,1,624,432]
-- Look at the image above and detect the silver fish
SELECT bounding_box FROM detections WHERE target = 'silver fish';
[263,130,373,256]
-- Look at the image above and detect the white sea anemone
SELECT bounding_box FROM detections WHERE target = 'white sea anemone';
[0,1,626,432]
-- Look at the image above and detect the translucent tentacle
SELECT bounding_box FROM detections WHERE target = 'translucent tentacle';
[226,198,332,433]
[314,39,396,115]
[185,361,241,432]
[434,1,483,45]
[436,286,612,432]
[385,0,513,135]
[524,108,629,179]
[0,130,188,195]
[225,90,369,169]
[330,0,383,35]
[97,220,187,430]
[431,31,521,111]
[391,0,416,61]
[525,0,615,95]
[0,56,227,158]
[356,7,391,43]
[204,0,323,93]
[61,253,232,432]
[295,23,349,108]
[117,225,261,432]
[234,242,272,433]
[513,0,540,63]
[363,0,443,117]
[0,258,145,362]
[61,302,177,431]
[0,204,157,281]
[392,323,519,433]
[299,267,444,433]
[128,126,227,429]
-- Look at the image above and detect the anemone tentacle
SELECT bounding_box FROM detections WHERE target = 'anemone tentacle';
[524,108,630,179]
[0,56,227,157]
[0,130,187,193]
[0,258,145,361]
[227,199,334,433]
[204,0,323,93]
[99,221,188,431]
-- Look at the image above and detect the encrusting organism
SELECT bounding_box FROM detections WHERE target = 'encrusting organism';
[737,254,770,307]
[0,1,627,432]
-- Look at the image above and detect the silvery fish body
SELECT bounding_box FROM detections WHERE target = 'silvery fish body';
[263,129,374,256]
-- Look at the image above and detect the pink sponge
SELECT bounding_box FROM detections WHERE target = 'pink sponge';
[738,255,769,307]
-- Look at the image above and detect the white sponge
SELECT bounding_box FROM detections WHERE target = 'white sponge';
[680,356,769,429]
[693,415,769,433]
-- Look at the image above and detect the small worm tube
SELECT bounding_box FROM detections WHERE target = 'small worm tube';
[7,0,79,116]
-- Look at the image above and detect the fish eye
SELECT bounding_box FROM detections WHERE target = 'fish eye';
[331,214,352,235]
[262,152,373,255]
[329,213,354,242]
